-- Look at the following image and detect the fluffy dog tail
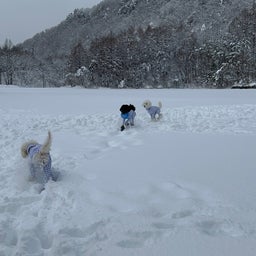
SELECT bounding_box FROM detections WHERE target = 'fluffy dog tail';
[40,131,52,154]
[158,101,162,109]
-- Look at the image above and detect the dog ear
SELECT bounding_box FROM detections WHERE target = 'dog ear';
[120,105,126,112]
[129,104,136,111]
[120,104,130,114]
[21,143,29,158]
[21,140,37,158]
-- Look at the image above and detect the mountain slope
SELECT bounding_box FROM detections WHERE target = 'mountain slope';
[8,0,254,88]
[21,0,252,59]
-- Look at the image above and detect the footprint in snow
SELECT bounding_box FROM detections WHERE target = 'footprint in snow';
[196,219,245,237]
[116,230,160,249]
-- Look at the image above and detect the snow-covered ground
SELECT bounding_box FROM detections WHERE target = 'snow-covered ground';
[0,86,256,256]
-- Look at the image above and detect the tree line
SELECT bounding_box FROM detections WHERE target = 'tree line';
[0,39,65,87]
[66,3,256,88]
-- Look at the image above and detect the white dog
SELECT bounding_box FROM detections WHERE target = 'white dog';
[21,131,56,184]
[142,100,162,120]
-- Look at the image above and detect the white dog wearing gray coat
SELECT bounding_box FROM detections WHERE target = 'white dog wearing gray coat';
[142,100,162,120]
[21,131,56,185]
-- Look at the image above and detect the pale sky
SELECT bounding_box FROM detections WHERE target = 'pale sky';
[0,0,102,45]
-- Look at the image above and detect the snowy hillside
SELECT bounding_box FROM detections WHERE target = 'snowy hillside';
[0,87,256,255]
[13,0,255,88]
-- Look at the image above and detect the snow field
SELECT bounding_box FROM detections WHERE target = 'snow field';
[0,87,256,255]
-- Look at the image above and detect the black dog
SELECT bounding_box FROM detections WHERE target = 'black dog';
[120,104,136,131]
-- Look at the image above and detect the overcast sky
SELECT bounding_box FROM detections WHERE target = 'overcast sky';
[0,0,102,45]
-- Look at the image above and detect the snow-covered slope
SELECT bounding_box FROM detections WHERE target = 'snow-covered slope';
[0,87,256,255]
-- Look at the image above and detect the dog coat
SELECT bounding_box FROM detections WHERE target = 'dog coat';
[27,144,53,184]
[121,110,136,125]
[146,106,161,119]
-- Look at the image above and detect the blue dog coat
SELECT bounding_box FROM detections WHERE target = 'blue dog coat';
[27,144,53,184]
[121,110,136,125]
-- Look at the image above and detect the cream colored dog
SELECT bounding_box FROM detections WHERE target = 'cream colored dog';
[21,131,54,184]
[142,100,162,120]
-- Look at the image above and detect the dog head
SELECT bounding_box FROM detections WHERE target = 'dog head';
[142,100,152,109]
[120,104,136,114]
[21,140,38,158]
